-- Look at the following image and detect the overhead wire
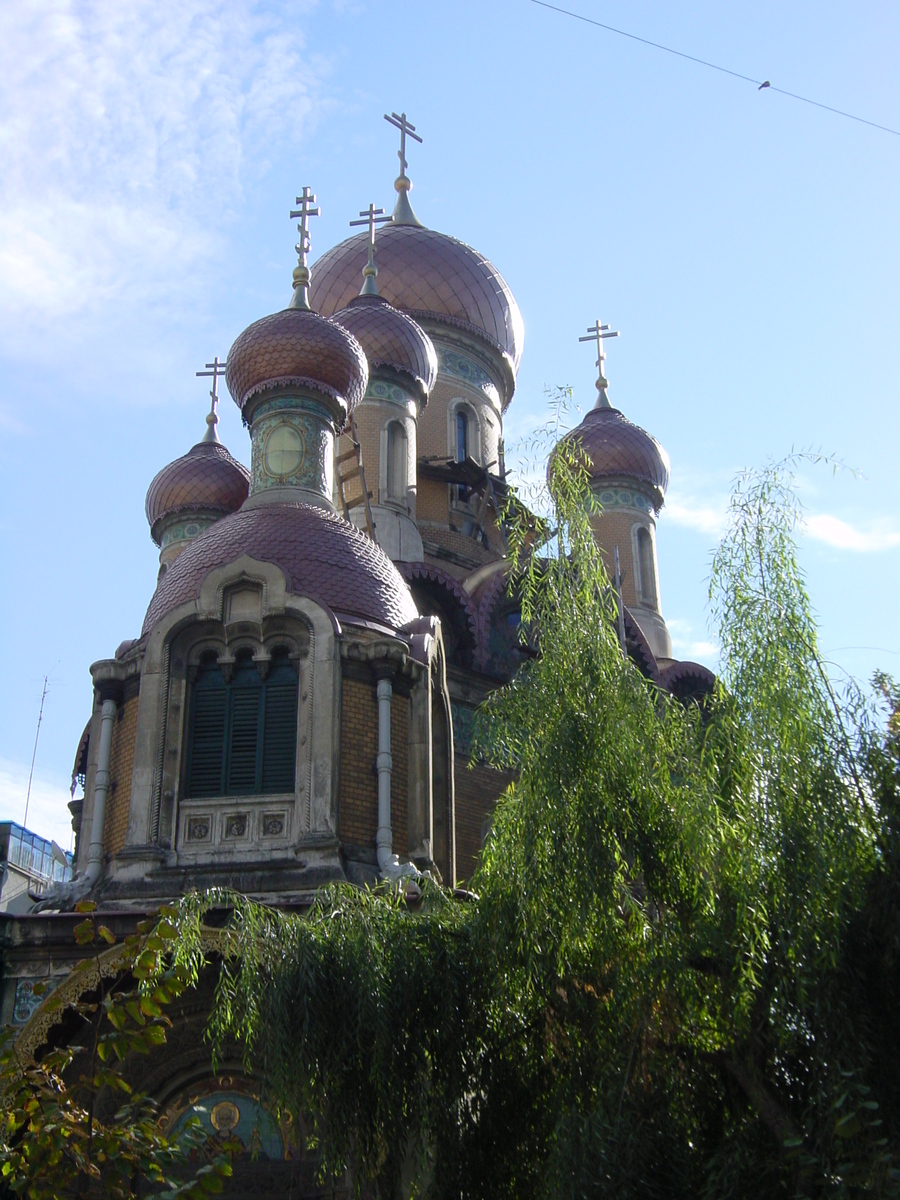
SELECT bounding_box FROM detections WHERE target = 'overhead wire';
[528,0,900,138]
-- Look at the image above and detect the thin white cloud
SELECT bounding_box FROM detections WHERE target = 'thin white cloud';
[664,496,727,538]
[667,618,719,666]
[0,0,322,345]
[0,759,77,850]
[804,513,900,553]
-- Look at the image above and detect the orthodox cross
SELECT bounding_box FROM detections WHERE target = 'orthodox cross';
[349,203,392,296]
[290,186,320,268]
[350,202,391,246]
[579,319,620,406]
[196,356,226,442]
[384,111,422,180]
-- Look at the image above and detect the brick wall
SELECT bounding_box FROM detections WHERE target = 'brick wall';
[420,524,497,568]
[454,761,515,883]
[338,677,409,854]
[104,694,138,857]
[590,510,642,607]
[416,479,448,524]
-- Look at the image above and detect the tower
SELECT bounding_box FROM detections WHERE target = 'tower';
[565,320,673,662]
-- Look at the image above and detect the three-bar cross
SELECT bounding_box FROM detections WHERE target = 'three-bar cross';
[196,356,226,441]
[384,111,422,180]
[349,202,392,246]
[579,319,620,402]
[290,186,320,268]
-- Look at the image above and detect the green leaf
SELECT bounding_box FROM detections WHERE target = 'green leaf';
[73,919,95,945]
[97,925,117,945]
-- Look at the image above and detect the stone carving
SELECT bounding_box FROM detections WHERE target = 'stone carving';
[186,816,211,842]
[224,814,248,839]
[261,813,285,837]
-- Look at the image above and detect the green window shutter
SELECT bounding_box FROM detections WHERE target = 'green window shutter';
[187,667,227,797]
[261,660,298,793]
[226,664,262,794]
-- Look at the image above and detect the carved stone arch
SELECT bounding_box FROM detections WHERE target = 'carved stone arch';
[623,607,663,685]
[659,659,716,703]
[399,562,478,670]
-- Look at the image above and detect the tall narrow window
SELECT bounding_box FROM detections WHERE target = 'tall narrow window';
[636,527,658,607]
[456,410,468,463]
[186,651,298,797]
[386,422,408,502]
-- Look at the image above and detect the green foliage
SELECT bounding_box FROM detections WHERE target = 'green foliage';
[0,904,233,1199]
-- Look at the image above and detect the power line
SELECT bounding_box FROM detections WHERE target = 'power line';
[528,0,900,138]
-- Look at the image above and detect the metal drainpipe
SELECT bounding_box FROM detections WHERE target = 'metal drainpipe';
[84,696,118,887]
[375,676,416,881]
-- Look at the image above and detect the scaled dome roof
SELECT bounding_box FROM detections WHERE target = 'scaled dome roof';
[332,294,438,404]
[225,308,368,417]
[310,223,524,374]
[566,406,670,510]
[142,502,419,637]
[145,441,250,544]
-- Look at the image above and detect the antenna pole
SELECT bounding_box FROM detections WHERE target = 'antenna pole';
[23,676,49,830]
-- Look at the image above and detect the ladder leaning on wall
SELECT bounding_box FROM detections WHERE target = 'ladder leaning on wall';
[335,413,376,541]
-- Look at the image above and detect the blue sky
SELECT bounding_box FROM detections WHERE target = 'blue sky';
[1,0,898,844]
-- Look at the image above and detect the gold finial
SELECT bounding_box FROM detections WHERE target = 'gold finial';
[196,357,227,443]
[349,203,392,296]
[288,186,320,310]
[384,111,424,227]
[579,319,620,409]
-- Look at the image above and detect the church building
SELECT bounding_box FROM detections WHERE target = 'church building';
[0,111,712,1186]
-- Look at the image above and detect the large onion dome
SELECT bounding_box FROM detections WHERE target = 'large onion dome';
[225,308,368,422]
[310,223,524,390]
[145,439,249,546]
[570,405,670,510]
[142,502,419,636]
[332,294,437,405]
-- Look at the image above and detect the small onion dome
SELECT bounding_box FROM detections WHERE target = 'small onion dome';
[225,308,368,423]
[310,223,524,404]
[142,502,419,637]
[564,406,670,510]
[332,294,438,405]
[145,441,249,547]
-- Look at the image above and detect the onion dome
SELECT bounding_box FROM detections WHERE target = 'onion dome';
[142,502,419,637]
[225,308,368,421]
[310,223,523,393]
[570,405,670,510]
[145,392,249,547]
[332,293,437,406]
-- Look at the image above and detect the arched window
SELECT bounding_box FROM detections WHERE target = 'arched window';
[185,650,298,797]
[456,409,468,464]
[386,421,408,502]
[636,527,657,607]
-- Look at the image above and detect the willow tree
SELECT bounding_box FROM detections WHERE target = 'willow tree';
[7,451,899,1198]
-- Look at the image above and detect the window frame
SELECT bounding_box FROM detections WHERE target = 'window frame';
[183,646,301,800]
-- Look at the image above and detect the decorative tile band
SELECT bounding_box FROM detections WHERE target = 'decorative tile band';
[437,348,500,405]
[365,380,409,404]
[13,977,58,1025]
[160,516,216,549]
[591,487,654,514]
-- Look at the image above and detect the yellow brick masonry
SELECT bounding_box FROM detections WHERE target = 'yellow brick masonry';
[338,677,409,855]
[103,695,138,858]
